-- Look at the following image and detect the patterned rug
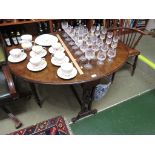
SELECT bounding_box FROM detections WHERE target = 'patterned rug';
[9,116,70,135]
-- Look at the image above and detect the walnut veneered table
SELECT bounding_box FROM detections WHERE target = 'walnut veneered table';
[7,33,128,122]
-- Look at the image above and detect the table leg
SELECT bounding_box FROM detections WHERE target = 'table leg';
[71,80,100,123]
[29,83,42,108]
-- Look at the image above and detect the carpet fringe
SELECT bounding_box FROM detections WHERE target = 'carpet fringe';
[64,117,73,135]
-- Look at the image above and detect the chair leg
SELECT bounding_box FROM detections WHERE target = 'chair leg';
[131,55,138,76]
[2,106,22,129]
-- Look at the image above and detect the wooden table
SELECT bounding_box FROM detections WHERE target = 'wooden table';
[7,33,128,122]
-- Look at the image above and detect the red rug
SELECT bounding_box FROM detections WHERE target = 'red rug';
[9,116,70,135]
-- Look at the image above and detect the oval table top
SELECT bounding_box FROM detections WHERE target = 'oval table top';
[7,34,128,85]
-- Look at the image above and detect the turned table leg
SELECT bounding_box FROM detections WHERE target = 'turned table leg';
[29,83,42,108]
[71,80,100,123]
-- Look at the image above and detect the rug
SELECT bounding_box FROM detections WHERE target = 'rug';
[9,116,70,135]
[70,89,155,135]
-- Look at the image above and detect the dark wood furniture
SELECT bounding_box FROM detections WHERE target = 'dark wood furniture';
[0,33,32,129]
[108,27,147,81]
[0,42,22,129]
[6,32,128,122]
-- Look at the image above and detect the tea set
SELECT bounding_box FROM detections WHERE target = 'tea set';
[8,34,77,79]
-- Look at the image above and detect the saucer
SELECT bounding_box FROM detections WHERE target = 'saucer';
[8,53,27,63]
[27,59,47,72]
[30,49,47,58]
[51,56,69,66]
[48,46,65,54]
[57,67,77,80]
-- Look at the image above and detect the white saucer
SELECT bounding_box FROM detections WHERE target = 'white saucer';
[8,53,27,63]
[30,49,47,58]
[48,46,65,54]
[27,60,47,72]
[57,67,77,80]
[51,56,69,66]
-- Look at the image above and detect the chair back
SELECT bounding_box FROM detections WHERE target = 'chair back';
[108,27,145,49]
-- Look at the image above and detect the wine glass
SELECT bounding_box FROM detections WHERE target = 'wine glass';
[97,50,107,65]
[106,37,112,46]
[86,38,92,47]
[84,48,95,69]
[100,44,109,53]
[107,48,116,62]
[90,26,96,35]
[101,27,107,35]
[107,31,113,38]
[61,21,68,37]
[113,35,119,43]
[111,41,118,49]
[100,33,106,40]
[95,28,100,37]
[79,44,88,62]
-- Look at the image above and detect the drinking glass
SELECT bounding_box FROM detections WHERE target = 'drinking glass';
[113,35,119,43]
[95,29,100,37]
[61,21,68,37]
[100,33,106,40]
[100,44,109,53]
[107,31,113,38]
[101,27,107,35]
[111,41,118,49]
[79,44,88,62]
[90,26,96,34]
[97,50,107,65]
[106,37,112,46]
[107,48,116,62]
[84,48,95,69]
[96,38,103,48]
[86,38,92,47]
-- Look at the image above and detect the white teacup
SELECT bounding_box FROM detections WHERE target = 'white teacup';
[21,34,32,41]
[61,62,73,76]
[32,45,44,54]
[54,52,65,62]
[52,42,62,51]
[30,56,42,66]
[21,40,33,50]
[10,48,24,58]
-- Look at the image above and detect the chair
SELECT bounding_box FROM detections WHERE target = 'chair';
[108,27,147,81]
[0,65,22,129]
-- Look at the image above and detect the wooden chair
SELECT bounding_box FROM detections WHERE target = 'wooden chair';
[0,42,31,129]
[108,27,147,81]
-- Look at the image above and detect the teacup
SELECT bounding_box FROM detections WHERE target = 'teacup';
[21,34,32,41]
[32,45,44,54]
[30,56,42,66]
[10,48,24,58]
[21,40,33,50]
[54,52,65,62]
[61,62,73,76]
[52,42,62,51]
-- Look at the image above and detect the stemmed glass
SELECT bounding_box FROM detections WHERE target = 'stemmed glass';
[95,27,100,37]
[106,37,112,46]
[61,21,68,38]
[101,27,107,35]
[107,48,116,62]
[79,44,88,62]
[84,48,95,69]
[100,44,109,53]
[113,35,119,43]
[111,42,118,49]
[100,33,106,41]
[107,31,113,38]
[97,50,107,65]
[90,26,96,35]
